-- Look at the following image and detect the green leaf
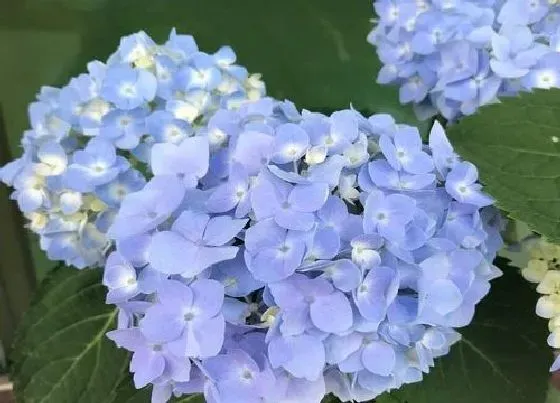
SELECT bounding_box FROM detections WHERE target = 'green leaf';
[447,89,560,242]
[376,257,551,403]
[546,384,560,403]
[11,266,127,403]
[10,265,205,403]
[30,0,110,11]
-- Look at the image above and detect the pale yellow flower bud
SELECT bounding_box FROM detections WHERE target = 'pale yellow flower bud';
[27,212,48,231]
[521,259,549,283]
[536,295,560,318]
[305,146,328,165]
[537,271,560,295]
[549,330,560,348]
[530,239,560,262]
[83,195,107,213]
[261,306,280,326]
[549,316,560,332]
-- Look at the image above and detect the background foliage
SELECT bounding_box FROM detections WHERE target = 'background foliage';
[448,90,560,243]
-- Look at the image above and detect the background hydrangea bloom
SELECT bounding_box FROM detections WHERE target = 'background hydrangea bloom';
[368,0,560,120]
[105,98,503,403]
[0,29,265,268]
[520,238,560,371]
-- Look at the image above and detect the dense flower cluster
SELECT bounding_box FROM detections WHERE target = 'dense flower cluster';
[521,238,560,371]
[105,98,503,403]
[368,0,560,121]
[0,30,265,268]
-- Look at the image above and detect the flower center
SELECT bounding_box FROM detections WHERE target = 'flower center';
[241,369,254,380]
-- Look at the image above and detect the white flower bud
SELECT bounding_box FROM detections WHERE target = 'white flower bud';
[59,191,83,215]
[305,146,327,165]
[549,316,560,332]
[549,330,560,349]
[536,295,560,318]
[27,212,48,232]
[521,259,548,283]
[537,270,560,295]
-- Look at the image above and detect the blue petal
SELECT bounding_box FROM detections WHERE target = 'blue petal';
[148,231,198,275]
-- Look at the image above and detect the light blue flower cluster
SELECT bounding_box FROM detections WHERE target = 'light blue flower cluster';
[105,98,503,403]
[0,30,265,268]
[368,0,560,120]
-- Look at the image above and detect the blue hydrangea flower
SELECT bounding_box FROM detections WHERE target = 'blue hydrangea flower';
[101,65,158,110]
[368,0,560,120]
[147,210,245,277]
[102,98,502,403]
[0,29,265,268]
[202,349,277,403]
[268,274,354,335]
[141,279,225,358]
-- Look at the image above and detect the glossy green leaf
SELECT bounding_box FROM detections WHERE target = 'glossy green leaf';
[11,266,127,403]
[447,89,560,242]
[10,265,205,403]
[376,257,551,403]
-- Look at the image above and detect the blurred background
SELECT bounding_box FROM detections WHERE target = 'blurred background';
[0,1,556,402]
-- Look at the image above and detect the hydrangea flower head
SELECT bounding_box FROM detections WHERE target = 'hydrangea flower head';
[105,98,503,402]
[368,0,560,120]
[0,29,265,268]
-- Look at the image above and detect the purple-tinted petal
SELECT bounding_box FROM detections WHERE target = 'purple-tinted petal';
[203,216,247,246]
[309,227,340,260]
[192,315,225,357]
[280,307,310,336]
[158,279,194,307]
[361,341,396,376]
[106,328,146,351]
[191,246,239,275]
[171,210,210,243]
[324,259,362,292]
[140,305,185,343]
[131,349,165,388]
[288,182,329,213]
[318,196,348,227]
[310,292,353,333]
[268,334,325,381]
[324,333,363,364]
[148,231,198,275]
[422,279,463,316]
[274,209,315,231]
[191,279,224,318]
[244,219,286,253]
[117,234,151,267]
